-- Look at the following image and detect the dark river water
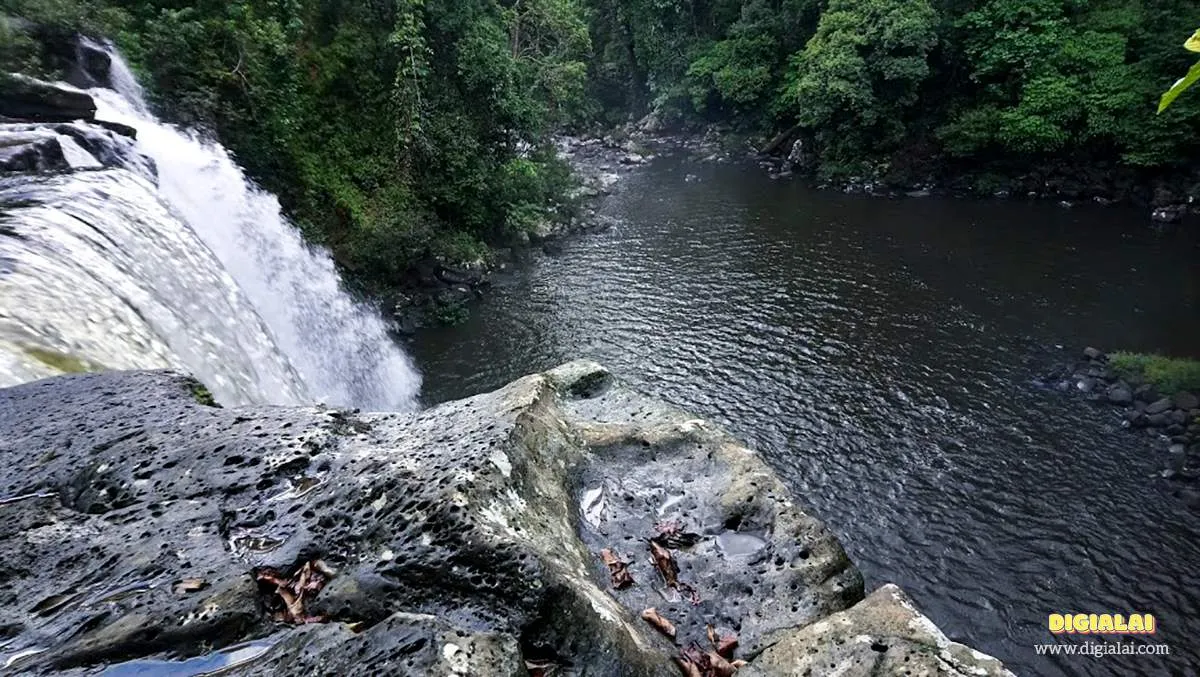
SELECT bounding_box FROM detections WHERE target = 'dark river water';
[411,156,1200,676]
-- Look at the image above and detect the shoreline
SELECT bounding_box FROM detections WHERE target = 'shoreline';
[386,133,649,333]
[387,122,1195,335]
[614,117,1200,225]
[1048,347,1200,486]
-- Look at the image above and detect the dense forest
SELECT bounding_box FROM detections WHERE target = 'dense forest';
[2,0,1199,294]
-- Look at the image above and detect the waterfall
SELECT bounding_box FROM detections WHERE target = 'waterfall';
[0,50,421,410]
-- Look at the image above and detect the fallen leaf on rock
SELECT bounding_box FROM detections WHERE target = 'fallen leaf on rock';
[678,645,710,676]
[600,548,635,589]
[254,559,335,624]
[641,607,677,639]
[653,519,702,548]
[173,578,207,594]
[674,656,703,677]
[649,540,679,588]
[716,632,738,658]
[676,643,744,677]
[707,651,738,677]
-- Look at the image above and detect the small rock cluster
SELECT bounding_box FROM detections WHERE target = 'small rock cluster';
[1060,348,1200,481]
[1,53,153,179]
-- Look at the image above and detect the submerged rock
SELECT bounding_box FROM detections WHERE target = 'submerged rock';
[0,364,1010,676]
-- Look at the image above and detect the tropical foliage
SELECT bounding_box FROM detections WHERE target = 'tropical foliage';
[585,0,1200,182]
[1159,29,1200,113]
[1,0,589,290]
[2,0,1197,293]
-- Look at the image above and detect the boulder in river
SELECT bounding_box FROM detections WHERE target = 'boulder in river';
[1107,384,1133,405]
[1175,392,1200,411]
[0,363,1011,676]
[0,73,96,122]
[1134,384,1160,403]
[1146,397,1174,416]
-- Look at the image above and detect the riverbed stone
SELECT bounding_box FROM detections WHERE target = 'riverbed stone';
[1124,410,1149,428]
[1082,347,1105,361]
[0,364,1007,675]
[1175,392,1200,411]
[1107,385,1133,404]
[1134,385,1160,403]
[1145,397,1174,415]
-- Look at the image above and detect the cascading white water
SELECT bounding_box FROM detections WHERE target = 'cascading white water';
[0,170,311,405]
[0,49,421,410]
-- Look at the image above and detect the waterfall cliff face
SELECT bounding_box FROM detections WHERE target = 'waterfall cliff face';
[0,50,420,409]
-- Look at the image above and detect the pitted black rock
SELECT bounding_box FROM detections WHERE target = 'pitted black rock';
[0,364,1011,676]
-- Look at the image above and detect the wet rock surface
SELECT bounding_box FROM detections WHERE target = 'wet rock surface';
[0,73,96,122]
[0,364,1010,675]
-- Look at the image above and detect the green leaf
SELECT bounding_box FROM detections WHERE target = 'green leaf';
[1158,60,1200,113]
[1186,29,1200,53]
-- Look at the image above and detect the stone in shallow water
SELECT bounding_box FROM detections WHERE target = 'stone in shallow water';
[1146,398,1174,415]
[1175,392,1200,411]
[0,364,1010,676]
[1108,386,1133,404]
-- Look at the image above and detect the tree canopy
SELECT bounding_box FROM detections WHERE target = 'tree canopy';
[2,0,1197,297]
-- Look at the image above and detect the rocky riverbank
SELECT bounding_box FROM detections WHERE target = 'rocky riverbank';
[613,114,1199,225]
[1048,348,1200,485]
[385,135,647,333]
[0,363,1011,676]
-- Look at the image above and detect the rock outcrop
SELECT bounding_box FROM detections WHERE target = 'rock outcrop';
[0,73,96,122]
[0,362,1011,676]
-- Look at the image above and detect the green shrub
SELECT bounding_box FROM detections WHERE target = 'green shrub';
[1109,352,1200,395]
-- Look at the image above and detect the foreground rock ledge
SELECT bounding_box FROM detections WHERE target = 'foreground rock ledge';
[0,362,1011,676]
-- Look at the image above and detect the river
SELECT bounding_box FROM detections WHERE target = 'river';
[411,155,1200,676]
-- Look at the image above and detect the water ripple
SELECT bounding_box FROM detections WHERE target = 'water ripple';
[414,157,1200,676]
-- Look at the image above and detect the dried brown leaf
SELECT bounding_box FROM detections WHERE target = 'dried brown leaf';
[707,651,739,677]
[600,548,635,589]
[640,607,677,639]
[653,520,702,548]
[648,540,679,588]
[678,644,711,676]
[674,657,703,677]
[716,633,738,658]
[255,559,335,624]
